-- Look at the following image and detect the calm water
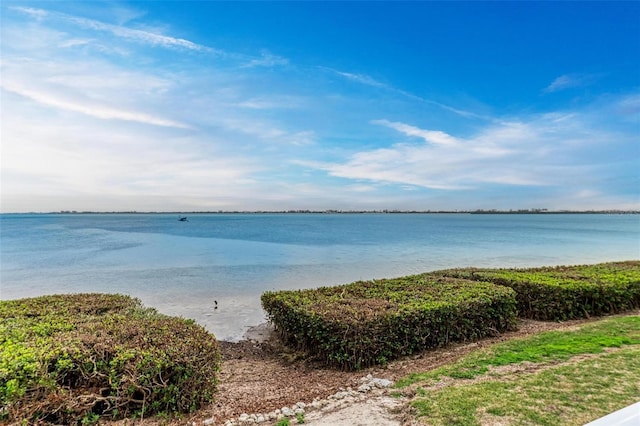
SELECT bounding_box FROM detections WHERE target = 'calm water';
[1,213,638,340]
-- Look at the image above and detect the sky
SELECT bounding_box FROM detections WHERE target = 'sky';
[1,1,639,212]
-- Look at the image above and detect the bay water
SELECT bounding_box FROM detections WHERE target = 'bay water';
[1,213,638,341]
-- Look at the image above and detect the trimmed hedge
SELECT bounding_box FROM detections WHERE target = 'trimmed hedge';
[436,261,640,321]
[261,276,517,370]
[0,294,221,424]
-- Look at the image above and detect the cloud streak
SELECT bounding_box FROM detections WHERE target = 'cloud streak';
[306,101,636,196]
[12,6,214,53]
[372,119,460,146]
[543,73,598,93]
[2,81,190,128]
[11,5,299,70]
[321,66,490,120]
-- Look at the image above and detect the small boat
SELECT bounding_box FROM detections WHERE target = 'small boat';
[178,216,188,222]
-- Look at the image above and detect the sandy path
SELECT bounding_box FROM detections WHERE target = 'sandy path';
[303,394,405,426]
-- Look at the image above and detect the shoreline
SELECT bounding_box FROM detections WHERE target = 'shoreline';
[242,322,276,343]
[4,210,639,215]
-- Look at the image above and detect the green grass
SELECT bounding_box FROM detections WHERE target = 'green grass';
[397,315,640,386]
[411,347,640,426]
[398,314,640,425]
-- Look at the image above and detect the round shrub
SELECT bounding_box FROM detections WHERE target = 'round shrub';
[0,294,221,424]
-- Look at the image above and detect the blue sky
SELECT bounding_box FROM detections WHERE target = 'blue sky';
[1,1,638,212]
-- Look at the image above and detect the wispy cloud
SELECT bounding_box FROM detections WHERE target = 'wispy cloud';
[321,66,490,120]
[306,98,637,195]
[241,50,289,68]
[543,73,598,93]
[613,93,640,120]
[12,5,214,53]
[326,68,389,89]
[11,6,46,19]
[2,91,263,201]
[11,4,298,69]
[2,81,190,129]
[70,16,213,52]
[236,96,301,110]
[220,117,316,145]
[372,119,460,146]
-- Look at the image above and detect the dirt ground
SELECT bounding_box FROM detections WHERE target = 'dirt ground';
[182,317,602,425]
[101,314,624,426]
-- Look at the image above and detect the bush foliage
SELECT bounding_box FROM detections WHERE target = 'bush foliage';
[0,294,221,424]
[261,276,517,370]
[436,261,640,321]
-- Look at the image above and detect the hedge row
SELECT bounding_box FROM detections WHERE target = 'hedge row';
[435,261,640,321]
[261,276,517,370]
[0,294,221,425]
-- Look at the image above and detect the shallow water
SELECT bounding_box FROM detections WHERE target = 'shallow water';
[1,213,638,340]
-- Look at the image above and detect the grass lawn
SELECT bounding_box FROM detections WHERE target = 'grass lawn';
[398,314,640,426]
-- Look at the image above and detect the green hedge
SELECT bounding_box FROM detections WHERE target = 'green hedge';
[261,276,517,370]
[436,261,640,321]
[0,294,221,424]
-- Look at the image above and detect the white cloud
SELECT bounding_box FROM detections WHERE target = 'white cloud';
[543,73,597,93]
[236,96,303,110]
[327,68,389,89]
[2,81,190,129]
[109,4,148,26]
[220,118,316,146]
[322,67,490,120]
[70,16,213,52]
[58,38,91,48]
[347,184,378,193]
[613,93,640,120]
[372,119,460,146]
[10,6,47,19]
[307,106,634,194]
[242,51,289,68]
[1,98,262,202]
[13,6,214,53]
[11,5,296,68]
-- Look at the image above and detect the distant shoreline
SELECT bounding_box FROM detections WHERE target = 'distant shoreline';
[2,209,639,215]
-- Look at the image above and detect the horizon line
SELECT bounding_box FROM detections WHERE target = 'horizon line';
[2,209,639,215]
